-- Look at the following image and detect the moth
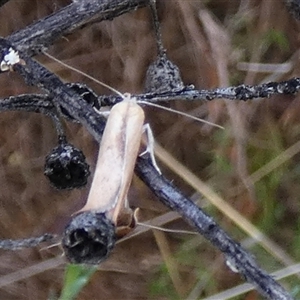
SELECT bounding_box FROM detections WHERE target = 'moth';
[77,93,159,237]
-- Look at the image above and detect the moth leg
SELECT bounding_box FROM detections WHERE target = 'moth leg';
[95,110,110,118]
[140,123,161,174]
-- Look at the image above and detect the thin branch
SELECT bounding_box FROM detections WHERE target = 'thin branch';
[99,78,300,106]
[135,156,293,300]
[0,234,57,250]
[149,0,164,56]
[8,0,148,56]
[4,79,297,117]
[0,94,55,114]
[0,94,65,136]
[1,78,299,118]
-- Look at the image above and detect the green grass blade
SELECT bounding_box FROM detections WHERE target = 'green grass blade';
[58,264,97,300]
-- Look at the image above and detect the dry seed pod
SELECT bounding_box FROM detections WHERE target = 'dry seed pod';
[145,0,184,93]
[62,211,116,264]
[144,53,184,93]
[44,141,90,189]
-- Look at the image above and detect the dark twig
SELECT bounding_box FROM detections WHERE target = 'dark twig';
[0,234,58,250]
[8,0,148,57]
[99,77,300,106]
[2,77,299,116]
[1,78,299,117]
[0,94,65,136]
[135,156,293,300]
[149,0,164,56]
[0,94,54,115]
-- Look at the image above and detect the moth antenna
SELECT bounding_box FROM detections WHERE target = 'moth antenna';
[136,221,197,235]
[138,100,224,129]
[43,51,124,98]
[44,52,223,129]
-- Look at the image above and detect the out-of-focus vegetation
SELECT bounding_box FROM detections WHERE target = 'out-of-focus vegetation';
[0,0,299,299]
